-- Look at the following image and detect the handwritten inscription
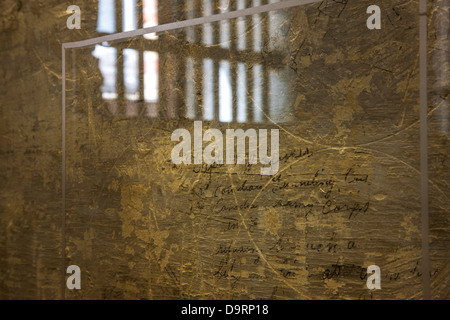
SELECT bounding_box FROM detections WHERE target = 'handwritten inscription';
[162,146,386,293]
[179,145,371,221]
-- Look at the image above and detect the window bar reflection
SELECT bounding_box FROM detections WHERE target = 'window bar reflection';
[219,0,230,49]
[114,0,125,115]
[230,0,238,123]
[213,1,220,122]
[252,0,263,123]
[236,0,247,52]
[202,0,213,45]
[185,56,197,120]
[93,0,288,123]
[138,2,145,117]
[202,0,215,121]
[186,0,197,43]
[252,0,262,52]
[185,0,200,120]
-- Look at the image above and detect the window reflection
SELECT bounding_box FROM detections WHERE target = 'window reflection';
[93,0,294,123]
[186,0,197,43]
[123,48,139,101]
[185,56,197,119]
[236,0,247,52]
[202,0,214,46]
[202,58,215,121]
[144,51,159,104]
[236,62,247,123]
[92,44,117,100]
[97,0,116,33]
[219,60,232,123]
[253,64,263,123]
[123,0,137,32]
[252,0,262,52]
[144,51,159,117]
[144,0,158,40]
[219,0,231,49]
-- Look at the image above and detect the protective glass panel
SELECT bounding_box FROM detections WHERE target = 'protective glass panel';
[63,1,438,300]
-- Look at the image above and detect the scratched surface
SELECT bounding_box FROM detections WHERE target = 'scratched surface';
[63,1,441,300]
[0,0,448,300]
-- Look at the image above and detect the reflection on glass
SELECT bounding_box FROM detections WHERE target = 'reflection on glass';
[124,49,139,101]
[92,44,117,100]
[203,0,213,46]
[166,53,178,119]
[252,0,262,52]
[237,62,247,123]
[123,0,137,32]
[236,0,247,51]
[186,56,197,119]
[186,0,197,43]
[269,70,287,120]
[253,64,263,123]
[144,51,159,103]
[219,0,230,49]
[93,1,294,123]
[97,0,115,33]
[203,58,215,121]
[268,4,293,122]
[144,0,159,40]
[219,60,232,123]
